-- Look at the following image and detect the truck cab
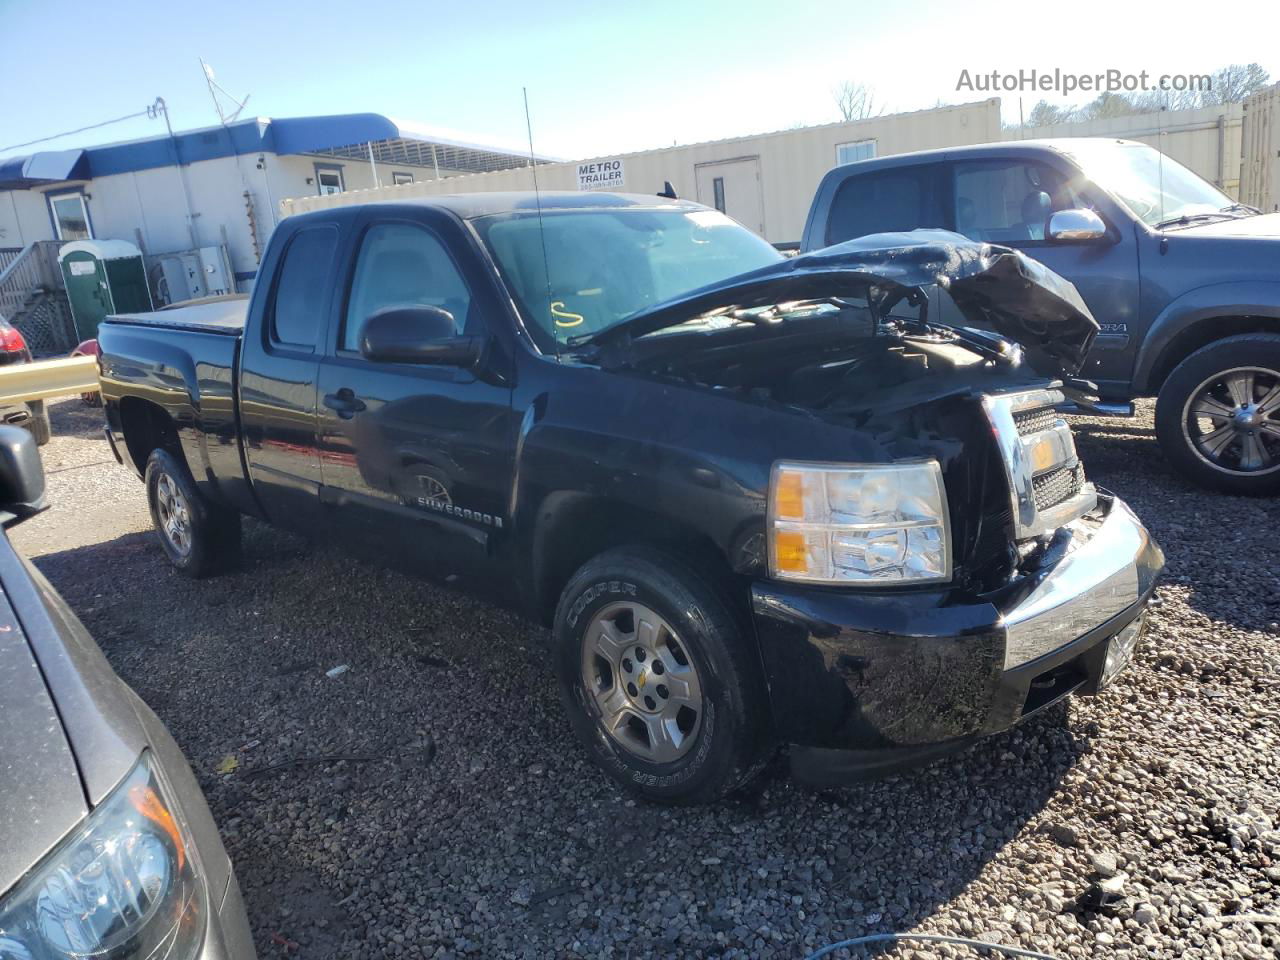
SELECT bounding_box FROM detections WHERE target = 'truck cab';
[803,139,1280,494]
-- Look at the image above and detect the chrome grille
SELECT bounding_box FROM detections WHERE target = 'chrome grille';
[1033,464,1086,512]
[983,389,1097,540]
[1014,407,1061,437]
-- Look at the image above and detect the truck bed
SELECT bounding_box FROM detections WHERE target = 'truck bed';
[107,295,248,335]
[98,295,253,516]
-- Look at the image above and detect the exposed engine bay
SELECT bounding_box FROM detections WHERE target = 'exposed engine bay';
[627,299,1050,424]
[578,230,1100,385]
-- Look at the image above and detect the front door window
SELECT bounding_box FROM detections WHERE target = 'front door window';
[952,160,1082,244]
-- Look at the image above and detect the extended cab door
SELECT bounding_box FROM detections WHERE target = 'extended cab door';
[946,156,1140,394]
[315,208,515,582]
[238,219,344,532]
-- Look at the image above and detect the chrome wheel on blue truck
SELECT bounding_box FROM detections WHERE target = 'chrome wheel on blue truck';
[1156,334,1280,495]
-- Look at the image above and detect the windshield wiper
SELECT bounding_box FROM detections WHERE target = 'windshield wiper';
[1154,211,1237,230]
[1220,202,1260,216]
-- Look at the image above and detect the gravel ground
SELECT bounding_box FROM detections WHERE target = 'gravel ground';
[12,397,1279,960]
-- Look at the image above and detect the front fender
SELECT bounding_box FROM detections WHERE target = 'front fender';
[1134,281,1280,393]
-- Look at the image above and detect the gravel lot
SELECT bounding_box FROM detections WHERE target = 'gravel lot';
[12,397,1279,959]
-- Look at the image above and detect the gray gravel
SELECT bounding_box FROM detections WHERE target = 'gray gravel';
[12,397,1280,959]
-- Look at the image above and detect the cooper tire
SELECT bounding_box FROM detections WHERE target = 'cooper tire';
[1155,334,1280,495]
[144,448,242,577]
[553,546,769,804]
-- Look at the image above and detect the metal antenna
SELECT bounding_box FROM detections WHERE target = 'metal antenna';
[523,86,558,356]
[1157,96,1166,226]
[200,59,252,125]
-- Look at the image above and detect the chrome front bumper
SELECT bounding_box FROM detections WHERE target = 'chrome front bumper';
[1001,494,1164,670]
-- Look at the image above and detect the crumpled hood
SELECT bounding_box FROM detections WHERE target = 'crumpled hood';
[582,230,1100,375]
[1172,211,1280,238]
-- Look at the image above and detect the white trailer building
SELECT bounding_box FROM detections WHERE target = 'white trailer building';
[289,100,1005,245]
[286,97,1254,245]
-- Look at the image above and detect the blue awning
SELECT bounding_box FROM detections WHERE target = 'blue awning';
[0,149,89,189]
[268,114,402,156]
[0,113,550,190]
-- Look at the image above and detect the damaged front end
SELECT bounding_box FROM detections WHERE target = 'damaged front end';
[576,229,1099,379]
[577,231,1104,594]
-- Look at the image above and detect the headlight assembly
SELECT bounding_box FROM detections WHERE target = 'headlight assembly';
[0,753,205,960]
[768,460,951,584]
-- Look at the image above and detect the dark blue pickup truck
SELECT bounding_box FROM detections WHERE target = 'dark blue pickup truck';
[96,193,1161,803]
[804,138,1280,494]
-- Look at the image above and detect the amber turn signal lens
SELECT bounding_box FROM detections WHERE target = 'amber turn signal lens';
[772,530,809,573]
[773,469,805,520]
[129,784,186,870]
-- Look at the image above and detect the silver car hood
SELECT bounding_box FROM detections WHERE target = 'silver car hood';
[0,586,87,890]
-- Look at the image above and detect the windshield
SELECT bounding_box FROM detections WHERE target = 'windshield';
[1066,141,1234,228]
[474,208,782,352]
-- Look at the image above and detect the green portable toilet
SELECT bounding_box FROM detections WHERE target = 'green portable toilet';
[58,239,153,339]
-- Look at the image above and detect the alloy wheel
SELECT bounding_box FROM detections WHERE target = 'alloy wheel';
[1182,366,1280,476]
[580,601,703,763]
[155,473,193,556]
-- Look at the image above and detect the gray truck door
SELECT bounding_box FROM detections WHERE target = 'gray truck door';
[947,157,1140,396]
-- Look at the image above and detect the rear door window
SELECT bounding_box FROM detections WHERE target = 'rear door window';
[270,226,339,350]
[825,165,944,245]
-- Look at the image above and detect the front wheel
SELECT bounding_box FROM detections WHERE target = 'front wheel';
[553,546,769,804]
[144,448,242,577]
[1155,334,1280,495]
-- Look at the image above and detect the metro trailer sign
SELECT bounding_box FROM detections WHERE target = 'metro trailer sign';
[577,159,625,191]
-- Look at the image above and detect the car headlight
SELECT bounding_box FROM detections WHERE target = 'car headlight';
[767,460,951,584]
[0,753,205,960]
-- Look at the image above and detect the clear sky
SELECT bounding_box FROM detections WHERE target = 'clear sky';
[2,0,1278,161]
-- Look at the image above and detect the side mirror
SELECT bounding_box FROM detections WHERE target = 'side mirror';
[1048,208,1108,242]
[360,306,481,367]
[0,425,46,528]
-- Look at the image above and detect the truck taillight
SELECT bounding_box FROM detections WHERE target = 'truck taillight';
[0,325,26,353]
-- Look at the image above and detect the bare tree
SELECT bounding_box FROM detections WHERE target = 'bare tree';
[1026,99,1076,127]
[833,82,883,122]
[1205,62,1270,105]
[1075,91,1140,121]
[1129,87,1200,113]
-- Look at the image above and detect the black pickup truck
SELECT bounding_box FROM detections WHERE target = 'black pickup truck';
[97,193,1163,803]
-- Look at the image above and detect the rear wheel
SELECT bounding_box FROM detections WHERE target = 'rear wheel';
[144,448,241,577]
[553,546,769,804]
[1155,334,1280,495]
